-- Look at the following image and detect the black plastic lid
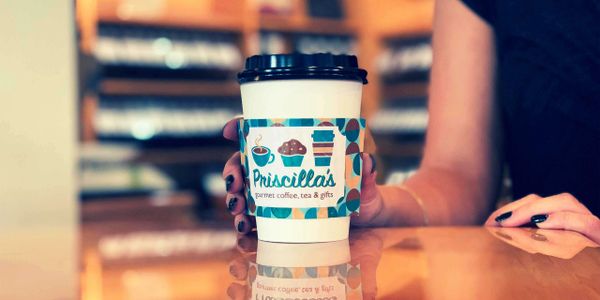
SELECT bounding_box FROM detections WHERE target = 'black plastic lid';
[238,53,368,84]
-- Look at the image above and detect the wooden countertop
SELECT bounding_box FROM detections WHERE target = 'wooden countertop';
[4,197,596,299]
[77,200,600,300]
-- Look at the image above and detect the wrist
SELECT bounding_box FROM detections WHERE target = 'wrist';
[377,185,429,226]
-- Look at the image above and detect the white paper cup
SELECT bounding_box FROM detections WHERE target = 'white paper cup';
[248,240,363,300]
[238,53,367,243]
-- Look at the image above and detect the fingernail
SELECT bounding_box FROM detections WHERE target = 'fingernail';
[238,237,250,250]
[531,232,548,241]
[368,153,377,174]
[495,231,512,240]
[531,214,548,224]
[225,175,234,192]
[227,197,238,212]
[237,220,245,233]
[495,211,512,223]
[229,264,238,277]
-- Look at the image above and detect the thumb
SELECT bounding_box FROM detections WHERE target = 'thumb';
[222,116,242,141]
[351,153,384,226]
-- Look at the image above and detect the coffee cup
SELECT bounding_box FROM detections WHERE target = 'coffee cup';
[238,53,367,243]
[248,240,360,300]
[251,146,275,167]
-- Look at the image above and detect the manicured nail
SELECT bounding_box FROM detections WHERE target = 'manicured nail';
[238,237,250,250]
[495,231,512,240]
[237,220,245,233]
[225,175,234,192]
[229,264,238,277]
[531,232,548,241]
[227,197,238,212]
[495,211,512,223]
[368,153,377,174]
[531,214,548,224]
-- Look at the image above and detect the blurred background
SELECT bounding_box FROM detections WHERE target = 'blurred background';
[1,1,520,299]
[77,0,447,220]
[73,2,441,298]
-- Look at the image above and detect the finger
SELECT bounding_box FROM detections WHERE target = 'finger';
[499,228,541,254]
[237,232,258,254]
[535,228,600,249]
[223,117,242,142]
[535,211,600,244]
[223,152,245,194]
[234,214,256,235]
[226,282,248,300]
[351,153,382,226]
[226,192,247,216]
[485,194,541,226]
[228,257,249,280]
[498,193,591,227]
[349,232,383,299]
[363,127,377,154]
[360,153,378,203]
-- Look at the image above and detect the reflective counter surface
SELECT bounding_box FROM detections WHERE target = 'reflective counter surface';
[0,198,600,300]
[76,199,600,300]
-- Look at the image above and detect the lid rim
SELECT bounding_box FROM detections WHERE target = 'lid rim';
[238,53,368,84]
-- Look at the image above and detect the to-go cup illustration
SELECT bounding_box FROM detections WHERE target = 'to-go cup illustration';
[311,129,335,167]
[238,53,367,243]
[251,135,274,167]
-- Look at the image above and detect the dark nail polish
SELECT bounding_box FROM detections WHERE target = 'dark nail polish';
[225,175,234,192]
[495,231,512,240]
[368,153,377,174]
[238,237,250,250]
[495,211,512,223]
[227,197,237,212]
[237,221,245,233]
[531,214,548,224]
[531,233,548,241]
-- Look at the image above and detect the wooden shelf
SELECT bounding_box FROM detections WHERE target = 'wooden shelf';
[100,79,240,97]
[76,0,438,193]
[380,30,432,41]
[81,190,197,222]
[132,146,237,165]
[382,82,429,100]
[97,16,244,32]
[260,15,355,35]
[375,140,424,158]
[96,0,245,32]
[370,0,434,38]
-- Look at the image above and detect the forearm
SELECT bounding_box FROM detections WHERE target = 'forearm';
[377,166,495,226]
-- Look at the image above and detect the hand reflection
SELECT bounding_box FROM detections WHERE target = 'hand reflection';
[487,227,599,259]
[227,230,384,300]
[227,233,257,300]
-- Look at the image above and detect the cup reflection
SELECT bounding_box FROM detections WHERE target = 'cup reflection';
[229,230,384,300]
[487,227,599,259]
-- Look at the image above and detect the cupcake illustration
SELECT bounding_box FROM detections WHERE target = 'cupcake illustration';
[278,139,306,167]
[311,130,335,166]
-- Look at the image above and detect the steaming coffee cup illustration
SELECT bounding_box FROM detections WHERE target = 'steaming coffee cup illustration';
[252,135,275,167]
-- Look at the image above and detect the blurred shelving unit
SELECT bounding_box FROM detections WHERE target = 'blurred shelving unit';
[75,0,435,208]
[371,32,433,182]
